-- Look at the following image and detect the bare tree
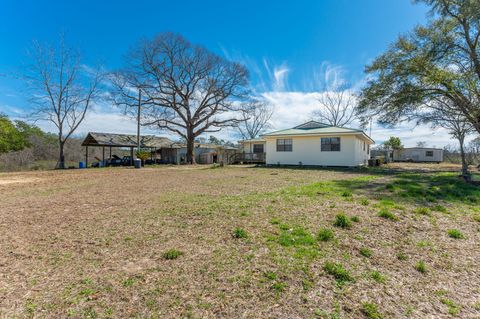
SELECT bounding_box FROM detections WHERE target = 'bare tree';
[109,70,147,151]
[125,33,249,163]
[418,99,475,176]
[313,89,356,127]
[24,36,102,168]
[237,100,273,139]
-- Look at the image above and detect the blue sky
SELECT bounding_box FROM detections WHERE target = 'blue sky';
[1,0,460,147]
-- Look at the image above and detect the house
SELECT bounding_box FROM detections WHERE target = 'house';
[260,121,374,167]
[237,138,266,163]
[393,147,443,163]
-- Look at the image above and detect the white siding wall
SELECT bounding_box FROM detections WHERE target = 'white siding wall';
[265,135,369,167]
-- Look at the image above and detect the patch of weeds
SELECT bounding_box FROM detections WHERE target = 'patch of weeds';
[447,229,464,239]
[473,215,480,223]
[317,228,334,242]
[270,218,280,225]
[25,299,37,316]
[264,271,277,280]
[413,207,431,216]
[82,306,98,319]
[341,190,352,198]
[333,214,352,228]
[361,302,383,319]
[396,252,408,261]
[415,260,427,274]
[386,183,395,192]
[323,261,353,284]
[232,227,248,239]
[302,278,314,291]
[79,288,95,297]
[360,247,372,258]
[329,203,337,208]
[314,309,341,319]
[351,215,360,223]
[122,277,135,287]
[278,226,316,247]
[440,298,460,316]
[162,249,183,260]
[370,270,386,283]
[271,281,287,293]
[432,205,448,213]
[378,208,398,221]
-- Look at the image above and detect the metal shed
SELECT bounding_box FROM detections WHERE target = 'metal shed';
[81,132,173,166]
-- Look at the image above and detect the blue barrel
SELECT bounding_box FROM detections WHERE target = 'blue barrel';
[134,159,142,169]
[79,161,85,169]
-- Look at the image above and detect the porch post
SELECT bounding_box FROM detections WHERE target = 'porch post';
[85,146,89,167]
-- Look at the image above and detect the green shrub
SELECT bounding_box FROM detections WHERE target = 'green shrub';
[317,228,334,242]
[447,229,464,239]
[378,209,398,221]
[415,260,427,273]
[473,215,480,223]
[162,249,183,260]
[333,214,352,228]
[360,198,370,206]
[323,261,353,284]
[362,302,383,319]
[233,227,248,239]
[360,247,372,258]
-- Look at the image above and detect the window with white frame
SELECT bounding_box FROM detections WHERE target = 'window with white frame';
[425,150,434,157]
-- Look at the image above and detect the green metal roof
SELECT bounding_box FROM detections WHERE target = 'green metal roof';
[260,121,374,143]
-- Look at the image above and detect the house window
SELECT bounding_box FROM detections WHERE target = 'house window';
[367,144,370,155]
[321,137,341,151]
[276,139,292,152]
[363,141,366,151]
[426,150,434,157]
[253,144,264,153]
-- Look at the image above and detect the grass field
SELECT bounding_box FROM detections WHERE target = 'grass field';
[1,164,479,318]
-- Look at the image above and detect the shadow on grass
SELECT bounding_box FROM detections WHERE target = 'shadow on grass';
[334,172,480,205]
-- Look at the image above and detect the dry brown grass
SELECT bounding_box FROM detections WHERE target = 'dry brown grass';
[0,164,479,318]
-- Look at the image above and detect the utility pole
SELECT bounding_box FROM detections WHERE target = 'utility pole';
[136,89,141,156]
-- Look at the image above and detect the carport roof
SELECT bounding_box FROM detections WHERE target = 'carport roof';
[82,132,173,148]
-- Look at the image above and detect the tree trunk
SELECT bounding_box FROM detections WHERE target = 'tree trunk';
[458,135,469,177]
[58,141,65,169]
[186,129,196,164]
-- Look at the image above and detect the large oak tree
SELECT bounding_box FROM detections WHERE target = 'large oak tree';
[119,33,250,164]
[357,0,480,135]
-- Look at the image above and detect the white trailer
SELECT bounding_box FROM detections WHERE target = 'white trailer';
[393,148,443,163]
